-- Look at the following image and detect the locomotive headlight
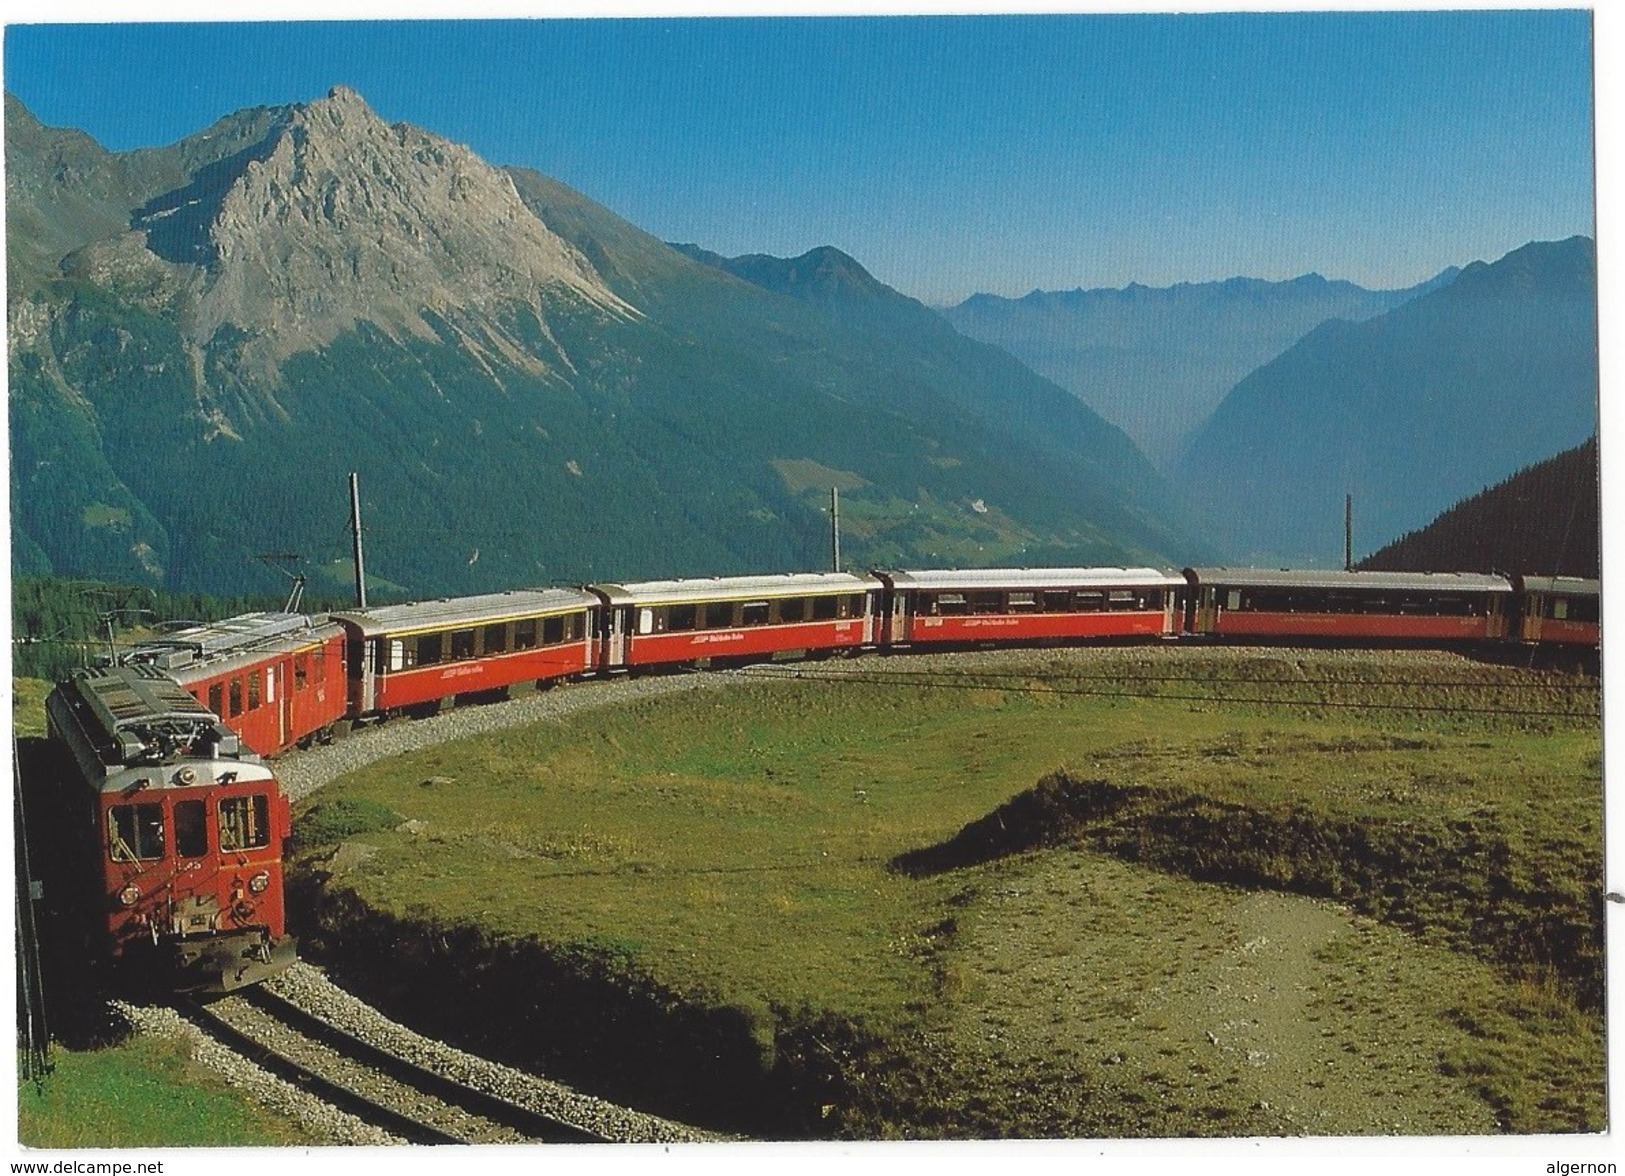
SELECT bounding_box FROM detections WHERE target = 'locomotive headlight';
[175,766,198,786]
[248,871,271,895]
[118,883,142,907]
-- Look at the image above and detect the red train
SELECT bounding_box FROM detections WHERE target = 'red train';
[62,562,1590,992]
[116,565,1597,767]
[44,665,297,992]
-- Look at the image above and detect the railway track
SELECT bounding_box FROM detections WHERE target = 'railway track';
[183,986,606,1144]
[171,962,719,1145]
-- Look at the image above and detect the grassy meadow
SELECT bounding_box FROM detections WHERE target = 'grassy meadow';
[294,647,1605,1137]
[17,1035,310,1148]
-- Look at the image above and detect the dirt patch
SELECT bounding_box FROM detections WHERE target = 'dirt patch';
[925,855,1501,1136]
[900,771,1603,1012]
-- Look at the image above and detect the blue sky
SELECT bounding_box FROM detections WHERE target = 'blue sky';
[2,11,1596,303]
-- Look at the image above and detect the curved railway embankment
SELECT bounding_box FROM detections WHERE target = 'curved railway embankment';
[281,646,1604,1138]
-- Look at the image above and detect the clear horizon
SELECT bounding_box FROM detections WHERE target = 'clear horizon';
[2,12,1596,305]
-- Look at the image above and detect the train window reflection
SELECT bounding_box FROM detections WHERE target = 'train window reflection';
[110,803,165,862]
[219,795,270,852]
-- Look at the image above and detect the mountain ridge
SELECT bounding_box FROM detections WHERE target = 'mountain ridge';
[942,267,1458,467]
[8,89,1203,597]
[1176,236,1597,565]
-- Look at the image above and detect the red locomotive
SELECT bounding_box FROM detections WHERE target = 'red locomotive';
[44,665,296,992]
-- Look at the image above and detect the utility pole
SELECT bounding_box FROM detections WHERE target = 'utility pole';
[349,473,368,609]
[831,486,842,573]
[1344,493,1354,572]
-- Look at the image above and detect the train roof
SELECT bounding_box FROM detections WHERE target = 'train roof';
[592,572,881,607]
[327,587,599,638]
[47,665,269,785]
[881,567,1185,592]
[1183,568,1514,593]
[123,612,342,681]
[1514,575,1600,595]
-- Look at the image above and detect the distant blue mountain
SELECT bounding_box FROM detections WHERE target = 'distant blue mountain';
[1176,237,1598,565]
[942,269,1456,468]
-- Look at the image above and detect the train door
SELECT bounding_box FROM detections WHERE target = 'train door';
[1160,586,1180,637]
[604,607,631,669]
[276,662,289,751]
[891,590,913,646]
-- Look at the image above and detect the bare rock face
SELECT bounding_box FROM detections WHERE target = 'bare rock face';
[139,87,636,375]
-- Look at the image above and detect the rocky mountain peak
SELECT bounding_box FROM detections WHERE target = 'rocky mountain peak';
[80,86,635,377]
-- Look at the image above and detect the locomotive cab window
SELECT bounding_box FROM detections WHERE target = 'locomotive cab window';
[248,670,262,711]
[208,683,224,716]
[219,795,271,852]
[175,799,208,859]
[110,803,165,862]
[229,679,244,718]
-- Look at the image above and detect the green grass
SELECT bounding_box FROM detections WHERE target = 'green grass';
[12,679,51,739]
[293,648,1603,1135]
[18,1036,310,1148]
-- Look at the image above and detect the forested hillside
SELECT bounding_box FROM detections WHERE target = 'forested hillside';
[1359,439,1598,578]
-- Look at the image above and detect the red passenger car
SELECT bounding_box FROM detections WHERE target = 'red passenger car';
[1514,575,1600,646]
[877,568,1184,647]
[590,573,881,670]
[45,665,296,992]
[328,588,600,717]
[1182,568,1514,643]
[124,612,347,757]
